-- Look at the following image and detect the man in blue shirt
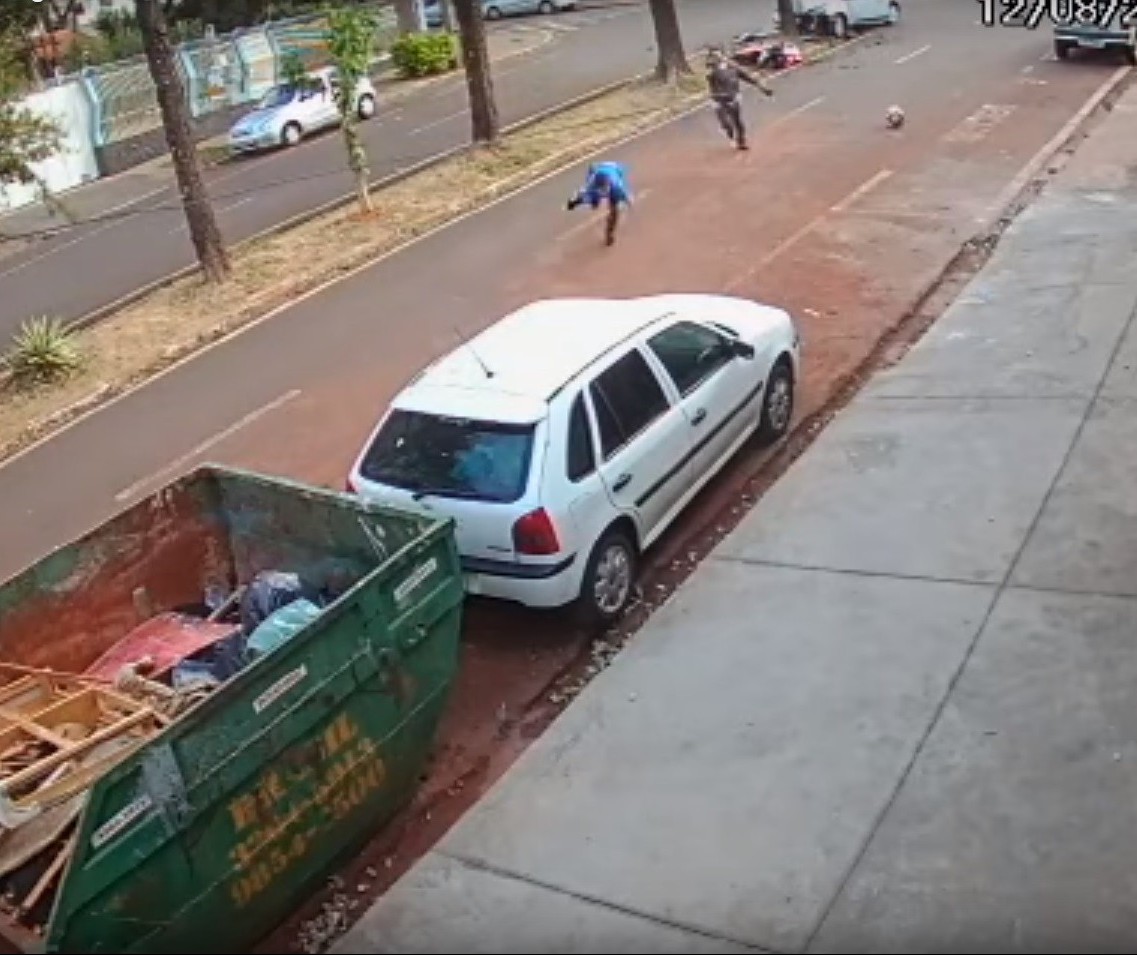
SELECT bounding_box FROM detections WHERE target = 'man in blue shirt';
[566,160,632,246]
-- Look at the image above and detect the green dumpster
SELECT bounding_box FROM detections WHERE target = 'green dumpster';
[0,466,463,953]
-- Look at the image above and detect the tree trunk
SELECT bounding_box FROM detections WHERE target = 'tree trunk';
[440,0,456,33]
[777,0,799,36]
[395,0,420,34]
[136,0,229,283]
[452,0,499,144]
[648,0,689,82]
[342,119,374,215]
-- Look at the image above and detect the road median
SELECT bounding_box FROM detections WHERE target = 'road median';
[0,36,850,466]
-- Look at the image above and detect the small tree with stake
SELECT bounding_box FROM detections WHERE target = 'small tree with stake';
[136,0,230,284]
[327,5,378,216]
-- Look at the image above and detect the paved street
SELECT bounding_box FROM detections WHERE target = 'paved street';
[331,81,1137,955]
[0,0,1118,584]
[0,0,772,338]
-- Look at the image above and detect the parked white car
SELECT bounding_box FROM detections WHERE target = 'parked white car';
[228,67,377,154]
[779,0,900,38]
[346,294,801,627]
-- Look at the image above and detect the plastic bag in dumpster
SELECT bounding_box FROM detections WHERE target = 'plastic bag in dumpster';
[239,570,312,634]
[246,598,321,659]
[171,630,251,691]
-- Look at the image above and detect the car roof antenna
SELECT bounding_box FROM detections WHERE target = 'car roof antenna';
[453,325,495,379]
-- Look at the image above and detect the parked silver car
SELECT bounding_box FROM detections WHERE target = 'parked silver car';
[228,67,378,154]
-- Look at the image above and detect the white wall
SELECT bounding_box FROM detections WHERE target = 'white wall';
[0,81,100,212]
[76,0,138,29]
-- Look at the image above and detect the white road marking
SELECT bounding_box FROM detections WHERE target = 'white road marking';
[725,169,893,292]
[770,96,826,126]
[167,196,254,235]
[0,183,171,280]
[0,217,128,279]
[113,389,302,502]
[409,109,466,135]
[943,104,1017,144]
[829,168,894,212]
[983,63,1132,223]
[895,44,931,64]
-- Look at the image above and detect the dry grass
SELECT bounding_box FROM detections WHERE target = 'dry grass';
[0,39,842,462]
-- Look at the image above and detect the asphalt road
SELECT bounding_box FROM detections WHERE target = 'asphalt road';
[0,0,1123,587]
[0,0,773,340]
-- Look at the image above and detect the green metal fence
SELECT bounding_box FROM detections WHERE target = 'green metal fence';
[82,4,399,146]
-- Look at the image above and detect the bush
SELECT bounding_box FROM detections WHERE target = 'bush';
[390,31,458,78]
[6,316,82,387]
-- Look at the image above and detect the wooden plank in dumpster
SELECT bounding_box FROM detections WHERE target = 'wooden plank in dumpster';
[0,466,463,953]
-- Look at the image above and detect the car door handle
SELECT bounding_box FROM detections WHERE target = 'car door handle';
[691,408,707,426]
[612,473,632,492]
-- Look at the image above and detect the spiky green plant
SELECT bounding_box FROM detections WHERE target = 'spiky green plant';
[6,316,83,387]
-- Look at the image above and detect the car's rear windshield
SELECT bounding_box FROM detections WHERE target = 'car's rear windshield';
[360,410,536,504]
[259,85,295,108]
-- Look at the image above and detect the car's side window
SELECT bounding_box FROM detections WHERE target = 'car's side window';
[589,349,671,460]
[566,392,596,482]
[648,321,734,397]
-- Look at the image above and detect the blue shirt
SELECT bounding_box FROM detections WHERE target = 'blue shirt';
[578,161,631,206]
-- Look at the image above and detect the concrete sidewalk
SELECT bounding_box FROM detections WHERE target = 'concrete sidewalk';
[331,87,1137,954]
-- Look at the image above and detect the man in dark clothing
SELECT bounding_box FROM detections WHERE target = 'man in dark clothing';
[705,46,772,150]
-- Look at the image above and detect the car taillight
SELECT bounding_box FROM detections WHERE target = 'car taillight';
[512,508,560,556]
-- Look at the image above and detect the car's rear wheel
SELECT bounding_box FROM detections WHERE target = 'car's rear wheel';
[538,1,555,12]
[576,527,637,631]
[756,357,795,445]
[281,122,302,147]
[485,5,502,17]
[357,93,376,120]
[1124,44,1136,65]
[1054,39,1072,59]
[829,12,849,38]
[888,1,901,23]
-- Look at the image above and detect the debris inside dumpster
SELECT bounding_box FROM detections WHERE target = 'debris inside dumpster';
[0,562,356,935]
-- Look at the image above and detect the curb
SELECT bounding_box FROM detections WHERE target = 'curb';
[61,34,867,337]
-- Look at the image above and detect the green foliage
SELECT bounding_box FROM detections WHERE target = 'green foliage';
[389,31,457,78]
[327,5,378,213]
[5,316,83,387]
[0,33,60,191]
[327,5,378,100]
[63,11,202,68]
[279,50,308,87]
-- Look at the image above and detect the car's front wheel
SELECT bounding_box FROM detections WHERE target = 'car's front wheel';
[829,12,849,38]
[281,122,302,147]
[756,357,795,445]
[576,527,637,631]
[888,1,901,23]
[357,93,376,120]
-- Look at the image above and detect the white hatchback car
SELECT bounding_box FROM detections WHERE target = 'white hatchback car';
[347,294,800,627]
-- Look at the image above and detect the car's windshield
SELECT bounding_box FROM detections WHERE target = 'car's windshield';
[361,410,535,504]
[258,84,297,109]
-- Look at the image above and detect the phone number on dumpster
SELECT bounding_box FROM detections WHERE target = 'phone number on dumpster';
[978,0,1137,28]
